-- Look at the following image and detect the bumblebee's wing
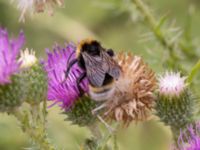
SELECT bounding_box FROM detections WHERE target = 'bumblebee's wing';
[101,51,121,79]
[82,52,106,87]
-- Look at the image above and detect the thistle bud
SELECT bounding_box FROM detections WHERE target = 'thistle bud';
[19,49,48,105]
[64,96,97,127]
[0,75,25,112]
[155,72,195,141]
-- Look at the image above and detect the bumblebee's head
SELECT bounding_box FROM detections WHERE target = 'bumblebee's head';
[77,39,102,57]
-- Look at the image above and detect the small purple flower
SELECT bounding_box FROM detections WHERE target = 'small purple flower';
[0,28,25,85]
[44,43,89,110]
[178,122,200,150]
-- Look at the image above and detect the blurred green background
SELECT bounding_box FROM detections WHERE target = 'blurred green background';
[0,0,200,149]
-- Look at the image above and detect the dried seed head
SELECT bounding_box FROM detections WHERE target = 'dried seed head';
[15,0,64,22]
[104,52,157,125]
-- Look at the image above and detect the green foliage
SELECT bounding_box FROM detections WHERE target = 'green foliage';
[83,138,98,150]
[13,105,56,150]
[1,0,200,149]
[187,60,200,84]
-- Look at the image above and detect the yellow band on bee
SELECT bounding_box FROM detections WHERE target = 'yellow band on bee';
[89,81,114,93]
[76,38,95,57]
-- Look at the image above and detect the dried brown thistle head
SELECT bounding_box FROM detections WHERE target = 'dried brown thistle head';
[34,0,64,14]
[104,52,157,125]
[17,0,64,22]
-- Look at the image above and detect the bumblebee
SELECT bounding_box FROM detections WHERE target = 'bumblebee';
[64,39,121,101]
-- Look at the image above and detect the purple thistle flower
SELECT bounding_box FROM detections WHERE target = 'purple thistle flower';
[0,28,25,85]
[178,122,200,150]
[44,43,89,110]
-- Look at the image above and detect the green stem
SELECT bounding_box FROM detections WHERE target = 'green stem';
[97,123,119,150]
[88,123,102,139]
[131,0,175,56]
[130,0,190,71]
[97,132,112,150]
[12,108,56,150]
[171,127,181,145]
[113,133,119,150]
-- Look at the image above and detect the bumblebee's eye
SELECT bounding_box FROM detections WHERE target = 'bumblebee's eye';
[90,41,100,51]
[90,45,98,52]
[82,44,89,51]
[107,49,114,57]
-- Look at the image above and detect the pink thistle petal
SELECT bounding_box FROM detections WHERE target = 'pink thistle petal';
[44,43,89,110]
[0,28,25,85]
[158,72,186,96]
[177,122,200,150]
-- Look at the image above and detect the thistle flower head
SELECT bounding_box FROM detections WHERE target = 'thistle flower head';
[15,0,64,21]
[0,28,25,85]
[44,43,89,110]
[177,122,200,150]
[159,72,187,97]
[104,52,157,125]
[155,71,195,141]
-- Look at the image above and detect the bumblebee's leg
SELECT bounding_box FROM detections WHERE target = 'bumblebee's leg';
[64,59,78,79]
[97,115,114,133]
[76,72,86,96]
[92,103,107,115]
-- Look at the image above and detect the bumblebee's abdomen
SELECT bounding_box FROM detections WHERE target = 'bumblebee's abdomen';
[89,81,115,101]
[103,74,113,85]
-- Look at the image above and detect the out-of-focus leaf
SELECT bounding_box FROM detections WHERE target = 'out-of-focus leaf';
[187,60,200,84]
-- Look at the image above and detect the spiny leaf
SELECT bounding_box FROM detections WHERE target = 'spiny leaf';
[155,13,169,30]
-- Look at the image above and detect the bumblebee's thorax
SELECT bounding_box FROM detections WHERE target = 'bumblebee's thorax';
[77,40,102,69]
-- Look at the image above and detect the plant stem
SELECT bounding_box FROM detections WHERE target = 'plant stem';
[97,131,112,150]
[12,108,56,150]
[113,133,119,150]
[130,0,195,72]
[131,0,176,58]
[88,123,102,139]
